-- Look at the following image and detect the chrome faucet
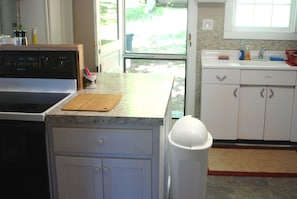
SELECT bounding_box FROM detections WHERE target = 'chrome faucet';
[258,47,265,59]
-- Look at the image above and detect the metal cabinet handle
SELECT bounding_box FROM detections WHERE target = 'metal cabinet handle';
[233,88,238,98]
[97,138,105,145]
[269,88,274,98]
[103,167,110,173]
[260,88,265,98]
[94,167,102,173]
[216,75,227,82]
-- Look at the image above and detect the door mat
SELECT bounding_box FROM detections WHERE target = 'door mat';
[62,94,122,112]
[208,147,297,177]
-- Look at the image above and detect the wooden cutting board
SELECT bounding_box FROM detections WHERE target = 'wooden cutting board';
[62,94,122,112]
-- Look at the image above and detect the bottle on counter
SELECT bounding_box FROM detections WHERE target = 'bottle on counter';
[13,30,28,46]
[32,27,37,44]
[13,30,20,46]
[244,45,251,60]
[20,30,28,46]
[239,48,245,60]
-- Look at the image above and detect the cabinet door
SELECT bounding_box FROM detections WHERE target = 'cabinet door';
[55,156,103,199]
[238,86,266,140]
[264,87,294,140]
[201,84,239,139]
[103,159,151,199]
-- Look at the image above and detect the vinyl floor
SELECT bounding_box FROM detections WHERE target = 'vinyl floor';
[206,175,297,199]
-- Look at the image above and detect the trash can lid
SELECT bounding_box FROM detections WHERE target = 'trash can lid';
[168,115,213,150]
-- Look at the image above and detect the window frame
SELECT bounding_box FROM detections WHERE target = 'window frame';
[224,0,297,40]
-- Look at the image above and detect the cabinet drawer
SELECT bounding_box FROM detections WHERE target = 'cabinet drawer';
[202,69,240,84]
[52,128,153,155]
[241,70,296,86]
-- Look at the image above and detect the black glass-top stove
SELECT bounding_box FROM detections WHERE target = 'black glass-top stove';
[0,91,70,113]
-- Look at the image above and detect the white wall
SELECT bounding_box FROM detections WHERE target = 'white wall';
[20,0,49,43]
[0,0,17,35]
[19,0,73,44]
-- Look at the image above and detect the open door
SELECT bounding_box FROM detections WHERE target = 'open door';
[96,0,123,73]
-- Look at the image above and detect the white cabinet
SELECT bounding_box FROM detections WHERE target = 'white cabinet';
[101,158,151,199]
[55,156,104,199]
[49,127,157,199]
[264,87,294,140]
[238,70,295,140]
[237,86,265,140]
[55,156,151,199]
[52,128,153,155]
[201,69,240,139]
[201,66,297,141]
[238,86,294,140]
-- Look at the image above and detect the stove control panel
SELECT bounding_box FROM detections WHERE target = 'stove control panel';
[0,51,78,79]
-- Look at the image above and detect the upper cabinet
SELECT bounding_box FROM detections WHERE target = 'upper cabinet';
[19,0,73,44]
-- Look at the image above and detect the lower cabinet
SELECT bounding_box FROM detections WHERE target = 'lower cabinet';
[201,67,297,141]
[55,156,151,199]
[201,84,239,139]
[48,127,162,199]
[238,86,294,140]
[200,68,240,140]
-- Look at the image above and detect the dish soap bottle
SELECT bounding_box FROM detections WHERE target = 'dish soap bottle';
[239,48,245,60]
[244,45,251,60]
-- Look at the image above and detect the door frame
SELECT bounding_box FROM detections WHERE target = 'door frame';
[186,0,198,116]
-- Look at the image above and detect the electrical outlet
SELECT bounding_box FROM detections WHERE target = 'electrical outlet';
[202,19,214,30]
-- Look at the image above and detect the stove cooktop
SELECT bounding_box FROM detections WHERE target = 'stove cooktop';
[0,92,70,113]
[0,48,78,121]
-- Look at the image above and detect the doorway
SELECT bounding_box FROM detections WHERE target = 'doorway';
[97,0,197,118]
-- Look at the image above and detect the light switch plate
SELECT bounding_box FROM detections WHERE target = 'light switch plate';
[202,19,214,30]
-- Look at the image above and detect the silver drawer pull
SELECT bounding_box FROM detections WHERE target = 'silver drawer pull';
[94,167,102,173]
[233,88,238,98]
[260,88,265,98]
[269,88,274,99]
[103,167,110,172]
[97,138,105,145]
[216,75,227,82]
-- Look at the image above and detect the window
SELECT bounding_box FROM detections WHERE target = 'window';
[224,0,297,40]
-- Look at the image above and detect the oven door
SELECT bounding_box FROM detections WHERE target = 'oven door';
[0,120,50,199]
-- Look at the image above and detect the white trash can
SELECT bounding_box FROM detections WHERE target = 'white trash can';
[168,115,213,199]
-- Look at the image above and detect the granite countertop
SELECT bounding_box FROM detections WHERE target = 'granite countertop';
[46,73,174,126]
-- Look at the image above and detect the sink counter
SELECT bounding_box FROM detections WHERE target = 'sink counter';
[46,73,174,126]
[202,50,297,70]
[202,60,295,70]
[201,50,297,142]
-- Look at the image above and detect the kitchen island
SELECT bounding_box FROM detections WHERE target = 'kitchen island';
[46,73,174,199]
